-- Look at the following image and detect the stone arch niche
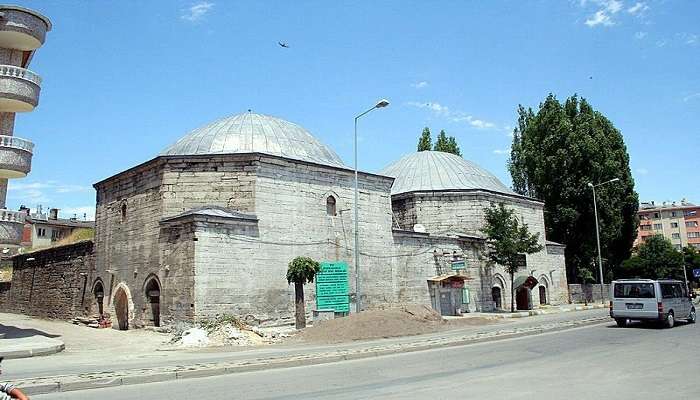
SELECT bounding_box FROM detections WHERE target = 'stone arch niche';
[112,282,134,330]
[492,274,507,310]
[538,275,550,305]
[92,278,105,316]
[143,274,162,327]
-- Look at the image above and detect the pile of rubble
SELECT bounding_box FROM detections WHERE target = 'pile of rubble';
[170,314,295,348]
[71,314,112,329]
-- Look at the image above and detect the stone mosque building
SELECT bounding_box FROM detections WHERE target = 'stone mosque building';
[91,112,569,329]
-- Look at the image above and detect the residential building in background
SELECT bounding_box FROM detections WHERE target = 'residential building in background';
[636,200,700,250]
[0,5,51,249]
[19,206,94,250]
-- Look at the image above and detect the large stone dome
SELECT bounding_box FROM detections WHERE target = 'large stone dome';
[160,112,346,168]
[379,151,518,196]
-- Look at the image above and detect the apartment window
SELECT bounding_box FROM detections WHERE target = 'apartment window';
[672,233,680,239]
[640,225,652,231]
[686,210,697,217]
[688,232,700,239]
[653,223,662,230]
[51,230,62,241]
[37,228,46,237]
[686,221,698,228]
[671,211,677,217]
[653,212,660,219]
[675,244,682,250]
[693,243,700,250]
[671,222,679,228]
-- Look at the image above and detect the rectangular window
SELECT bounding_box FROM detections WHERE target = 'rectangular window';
[653,223,663,230]
[686,221,699,228]
[640,225,652,231]
[672,233,680,239]
[688,232,700,238]
[614,283,655,299]
[661,284,675,299]
[671,211,677,217]
[686,210,697,216]
[654,212,661,219]
[693,243,700,250]
[675,244,682,250]
[671,222,679,228]
[37,228,46,237]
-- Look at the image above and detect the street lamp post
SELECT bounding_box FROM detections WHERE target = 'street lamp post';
[354,99,389,313]
[587,178,620,304]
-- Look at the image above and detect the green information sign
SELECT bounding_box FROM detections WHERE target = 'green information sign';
[451,260,466,270]
[316,261,350,312]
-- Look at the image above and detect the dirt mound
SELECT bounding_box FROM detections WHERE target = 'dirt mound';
[297,304,446,344]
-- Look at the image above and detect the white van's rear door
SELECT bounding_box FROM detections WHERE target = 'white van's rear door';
[612,282,658,319]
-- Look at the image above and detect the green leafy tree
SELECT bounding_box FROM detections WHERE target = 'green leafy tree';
[433,129,461,156]
[683,246,700,286]
[481,203,543,312]
[417,127,432,151]
[447,136,462,156]
[619,236,684,279]
[286,256,320,329]
[508,94,639,283]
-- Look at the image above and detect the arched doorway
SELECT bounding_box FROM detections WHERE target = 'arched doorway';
[516,287,531,310]
[539,285,548,305]
[114,287,129,330]
[492,287,502,310]
[144,276,161,327]
[93,280,105,316]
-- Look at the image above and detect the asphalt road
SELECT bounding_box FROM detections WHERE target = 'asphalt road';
[5,309,606,380]
[34,317,699,400]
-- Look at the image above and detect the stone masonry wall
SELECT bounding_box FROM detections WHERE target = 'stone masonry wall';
[0,241,96,320]
[393,191,569,308]
[191,155,397,323]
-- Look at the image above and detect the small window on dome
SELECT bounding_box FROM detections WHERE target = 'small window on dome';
[120,203,127,222]
[326,196,337,216]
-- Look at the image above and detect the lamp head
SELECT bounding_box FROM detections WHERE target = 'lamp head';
[609,178,620,183]
[375,99,390,108]
[587,183,594,188]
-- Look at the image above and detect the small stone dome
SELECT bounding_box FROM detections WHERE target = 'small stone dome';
[160,112,346,168]
[379,151,517,196]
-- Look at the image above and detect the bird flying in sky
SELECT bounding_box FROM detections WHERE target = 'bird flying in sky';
[278,41,290,48]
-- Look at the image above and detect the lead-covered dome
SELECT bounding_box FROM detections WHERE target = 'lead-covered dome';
[379,151,518,196]
[160,112,346,168]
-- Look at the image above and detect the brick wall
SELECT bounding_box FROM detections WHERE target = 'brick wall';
[569,283,610,303]
[0,241,96,320]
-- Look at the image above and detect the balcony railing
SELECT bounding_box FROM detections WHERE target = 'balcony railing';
[0,65,42,86]
[0,135,33,153]
[0,209,26,223]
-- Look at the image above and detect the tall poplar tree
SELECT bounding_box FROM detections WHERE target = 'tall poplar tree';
[417,127,432,151]
[508,94,639,283]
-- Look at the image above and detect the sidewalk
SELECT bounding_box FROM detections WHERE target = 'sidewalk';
[450,303,609,320]
[0,320,66,359]
[6,309,610,396]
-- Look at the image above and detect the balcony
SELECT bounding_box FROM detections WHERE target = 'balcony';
[0,6,52,51]
[0,65,41,112]
[0,209,25,246]
[0,135,32,178]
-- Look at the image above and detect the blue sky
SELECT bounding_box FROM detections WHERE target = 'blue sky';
[8,0,700,219]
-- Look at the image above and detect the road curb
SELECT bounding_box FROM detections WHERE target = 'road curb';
[18,316,609,396]
[0,342,65,359]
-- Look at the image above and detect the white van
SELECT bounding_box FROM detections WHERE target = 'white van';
[610,279,696,328]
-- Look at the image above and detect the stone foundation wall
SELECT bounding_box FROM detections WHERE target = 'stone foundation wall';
[569,283,610,303]
[0,241,96,320]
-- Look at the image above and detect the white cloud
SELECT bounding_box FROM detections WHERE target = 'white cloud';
[493,149,510,155]
[181,2,214,22]
[682,33,698,45]
[634,31,647,40]
[636,168,649,175]
[7,181,93,206]
[683,93,700,102]
[627,2,649,15]
[585,10,614,27]
[406,101,497,130]
[606,0,623,14]
[410,81,429,89]
[60,206,96,221]
[656,39,667,48]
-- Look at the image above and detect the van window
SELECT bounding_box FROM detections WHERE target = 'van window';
[661,284,676,299]
[614,283,655,298]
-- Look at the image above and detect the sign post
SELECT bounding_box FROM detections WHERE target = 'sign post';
[315,261,350,313]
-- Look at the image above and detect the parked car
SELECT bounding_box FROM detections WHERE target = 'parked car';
[610,279,696,328]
